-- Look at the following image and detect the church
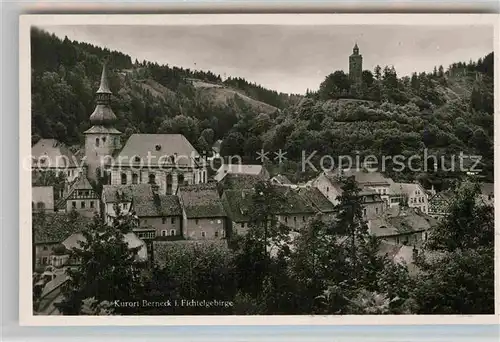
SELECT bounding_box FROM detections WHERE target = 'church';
[33,62,208,203]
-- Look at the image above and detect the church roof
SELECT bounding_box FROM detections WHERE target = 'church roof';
[89,105,117,126]
[88,62,117,126]
[97,62,112,94]
[116,134,201,168]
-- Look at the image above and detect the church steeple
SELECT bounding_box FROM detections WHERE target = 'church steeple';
[353,42,359,55]
[89,61,117,126]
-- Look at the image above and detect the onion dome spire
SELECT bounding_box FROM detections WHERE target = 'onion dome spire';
[89,60,117,125]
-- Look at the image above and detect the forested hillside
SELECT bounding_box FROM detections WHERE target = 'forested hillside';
[31,27,494,187]
[31,27,297,152]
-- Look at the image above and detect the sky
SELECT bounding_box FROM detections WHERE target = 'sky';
[40,25,493,94]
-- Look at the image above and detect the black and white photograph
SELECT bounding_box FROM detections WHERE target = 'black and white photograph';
[21,14,497,321]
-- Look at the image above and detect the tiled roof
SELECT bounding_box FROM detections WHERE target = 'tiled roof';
[102,184,150,203]
[297,187,335,213]
[215,164,268,181]
[31,139,79,168]
[133,193,182,217]
[326,169,390,186]
[221,189,254,223]
[179,183,226,218]
[369,206,437,237]
[116,134,200,168]
[270,186,316,215]
[33,212,92,244]
[218,173,265,191]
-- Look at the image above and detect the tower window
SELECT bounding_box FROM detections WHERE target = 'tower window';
[102,137,106,143]
[81,201,85,209]
[121,173,127,185]
[132,173,139,184]
[148,173,156,184]
[95,138,100,147]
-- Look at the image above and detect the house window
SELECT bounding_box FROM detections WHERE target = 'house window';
[215,231,219,238]
[41,257,48,265]
[326,187,329,193]
[171,217,175,224]
[90,201,94,208]
[95,138,100,147]
[303,216,306,222]
[132,173,139,184]
[102,137,106,144]
[284,217,288,223]
[201,231,206,238]
[121,173,127,185]
[294,216,297,223]
[170,229,176,236]
[375,208,379,214]
[241,223,245,228]
[162,218,166,224]
[195,219,199,225]
[161,230,167,237]
[72,201,76,208]
[43,246,48,251]
[149,173,156,185]
[36,202,45,209]
[363,208,367,217]
[81,201,86,209]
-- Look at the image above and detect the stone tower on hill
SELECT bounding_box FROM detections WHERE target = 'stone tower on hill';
[349,43,363,89]
[83,62,122,181]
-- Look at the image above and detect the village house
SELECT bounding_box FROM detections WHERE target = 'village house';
[312,171,386,220]
[55,175,100,217]
[217,173,266,196]
[214,164,270,182]
[367,206,438,247]
[388,180,429,214]
[102,183,183,239]
[31,138,82,183]
[32,186,54,212]
[177,183,227,240]
[101,184,146,224]
[32,211,91,270]
[221,189,253,236]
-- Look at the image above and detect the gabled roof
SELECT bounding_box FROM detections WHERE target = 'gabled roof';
[326,169,390,186]
[31,138,79,168]
[271,174,293,185]
[215,164,267,181]
[33,212,92,244]
[218,173,265,191]
[270,186,316,215]
[102,184,150,203]
[116,134,200,168]
[221,189,254,223]
[133,193,182,217]
[179,183,226,218]
[297,187,335,213]
[369,206,438,237]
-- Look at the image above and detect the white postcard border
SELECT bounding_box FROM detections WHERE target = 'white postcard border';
[19,13,500,326]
